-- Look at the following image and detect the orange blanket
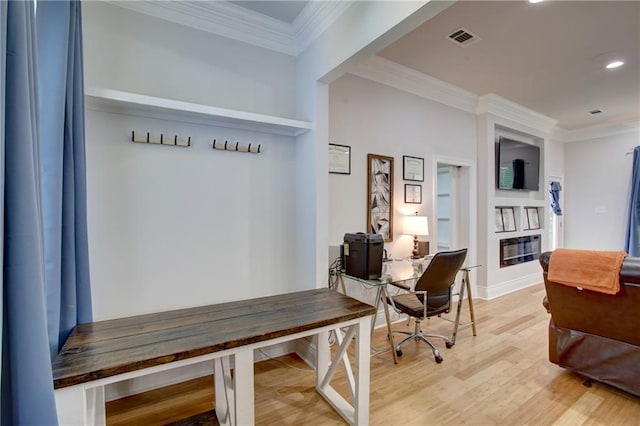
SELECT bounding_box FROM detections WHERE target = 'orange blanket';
[548,248,627,295]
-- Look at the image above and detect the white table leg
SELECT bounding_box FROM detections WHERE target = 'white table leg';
[316,316,373,426]
[55,384,105,426]
[316,329,330,388]
[354,315,371,425]
[214,357,235,426]
[233,349,254,425]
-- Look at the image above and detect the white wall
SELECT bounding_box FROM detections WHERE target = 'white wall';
[328,73,477,260]
[83,2,297,118]
[293,0,446,289]
[82,3,300,320]
[564,130,639,250]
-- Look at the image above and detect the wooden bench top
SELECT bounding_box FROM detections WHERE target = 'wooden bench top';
[52,288,375,389]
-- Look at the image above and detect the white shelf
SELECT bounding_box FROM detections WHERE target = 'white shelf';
[84,88,313,137]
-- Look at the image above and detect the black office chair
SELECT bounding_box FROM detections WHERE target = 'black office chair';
[387,248,467,363]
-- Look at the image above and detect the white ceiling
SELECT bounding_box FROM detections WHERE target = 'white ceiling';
[120,0,639,132]
[378,1,640,131]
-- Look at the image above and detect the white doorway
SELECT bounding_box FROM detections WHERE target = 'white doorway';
[434,158,474,254]
[436,166,457,251]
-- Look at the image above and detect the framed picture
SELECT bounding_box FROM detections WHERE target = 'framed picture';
[495,208,505,232]
[526,207,540,230]
[328,143,351,174]
[405,184,422,204]
[403,155,424,182]
[501,207,516,232]
[367,153,394,242]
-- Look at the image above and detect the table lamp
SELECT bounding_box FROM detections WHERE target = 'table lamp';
[404,212,429,259]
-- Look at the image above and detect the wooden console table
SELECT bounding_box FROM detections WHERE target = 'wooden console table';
[52,288,376,425]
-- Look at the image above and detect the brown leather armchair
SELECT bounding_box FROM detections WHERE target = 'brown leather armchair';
[539,251,640,397]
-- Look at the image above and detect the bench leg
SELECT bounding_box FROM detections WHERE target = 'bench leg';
[316,316,372,425]
[55,384,106,426]
[233,349,255,425]
[214,357,235,426]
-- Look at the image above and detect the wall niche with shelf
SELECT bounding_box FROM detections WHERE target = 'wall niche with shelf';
[499,234,541,268]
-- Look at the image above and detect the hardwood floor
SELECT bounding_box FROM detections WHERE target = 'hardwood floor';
[106,283,640,425]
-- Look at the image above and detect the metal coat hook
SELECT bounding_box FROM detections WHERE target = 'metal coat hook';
[211,138,261,154]
[130,131,191,147]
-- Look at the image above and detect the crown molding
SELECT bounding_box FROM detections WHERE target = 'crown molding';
[107,0,296,55]
[105,1,352,57]
[292,1,354,55]
[554,120,640,143]
[349,55,478,114]
[477,94,558,133]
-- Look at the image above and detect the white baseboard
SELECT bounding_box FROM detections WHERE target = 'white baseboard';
[477,273,542,300]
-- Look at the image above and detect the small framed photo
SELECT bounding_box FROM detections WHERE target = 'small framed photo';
[526,207,540,230]
[328,143,351,175]
[405,184,422,204]
[403,155,424,182]
[501,207,516,232]
[495,208,505,232]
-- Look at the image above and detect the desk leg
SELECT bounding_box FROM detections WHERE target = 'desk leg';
[465,271,477,336]
[55,384,106,426]
[214,357,235,426]
[380,286,398,364]
[354,315,371,425]
[233,349,255,426]
[451,269,477,345]
[316,317,372,426]
[451,274,467,346]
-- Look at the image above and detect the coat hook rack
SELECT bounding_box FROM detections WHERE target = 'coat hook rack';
[212,139,261,154]
[131,131,191,147]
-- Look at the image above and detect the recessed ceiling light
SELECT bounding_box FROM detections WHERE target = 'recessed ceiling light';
[528,0,545,3]
[606,60,625,69]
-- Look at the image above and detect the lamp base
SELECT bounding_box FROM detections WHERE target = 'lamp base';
[412,236,420,259]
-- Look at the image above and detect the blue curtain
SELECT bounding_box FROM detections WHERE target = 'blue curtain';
[37,0,92,360]
[2,0,92,423]
[625,147,640,256]
[1,1,59,424]
[549,181,562,216]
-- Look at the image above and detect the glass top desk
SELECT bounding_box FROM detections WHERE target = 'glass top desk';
[336,258,479,364]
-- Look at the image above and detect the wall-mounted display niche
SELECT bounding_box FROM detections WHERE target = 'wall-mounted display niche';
[499,234,541,268]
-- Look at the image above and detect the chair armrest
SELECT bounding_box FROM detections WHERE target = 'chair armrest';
[387,288,427,319]
[388,280,412,291]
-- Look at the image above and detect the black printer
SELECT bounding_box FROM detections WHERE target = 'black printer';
[342,233,384,280]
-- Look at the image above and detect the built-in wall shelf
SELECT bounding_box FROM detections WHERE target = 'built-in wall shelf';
[84,88,313,137]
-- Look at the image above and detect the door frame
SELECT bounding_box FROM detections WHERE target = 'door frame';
[433,155,477,294]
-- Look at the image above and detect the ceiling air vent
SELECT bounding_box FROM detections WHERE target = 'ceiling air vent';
[447,27,481,47]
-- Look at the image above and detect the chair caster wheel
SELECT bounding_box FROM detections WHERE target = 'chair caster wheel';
[435,355,443,363]
[396,349,403,357]
[445,341,454,349]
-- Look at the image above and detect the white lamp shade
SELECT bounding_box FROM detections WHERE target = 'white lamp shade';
[404,215,429,236]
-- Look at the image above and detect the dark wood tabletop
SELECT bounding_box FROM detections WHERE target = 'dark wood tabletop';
[52,288,375,389]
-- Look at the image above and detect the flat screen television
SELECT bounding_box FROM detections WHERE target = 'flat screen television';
[496,137,540,191]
